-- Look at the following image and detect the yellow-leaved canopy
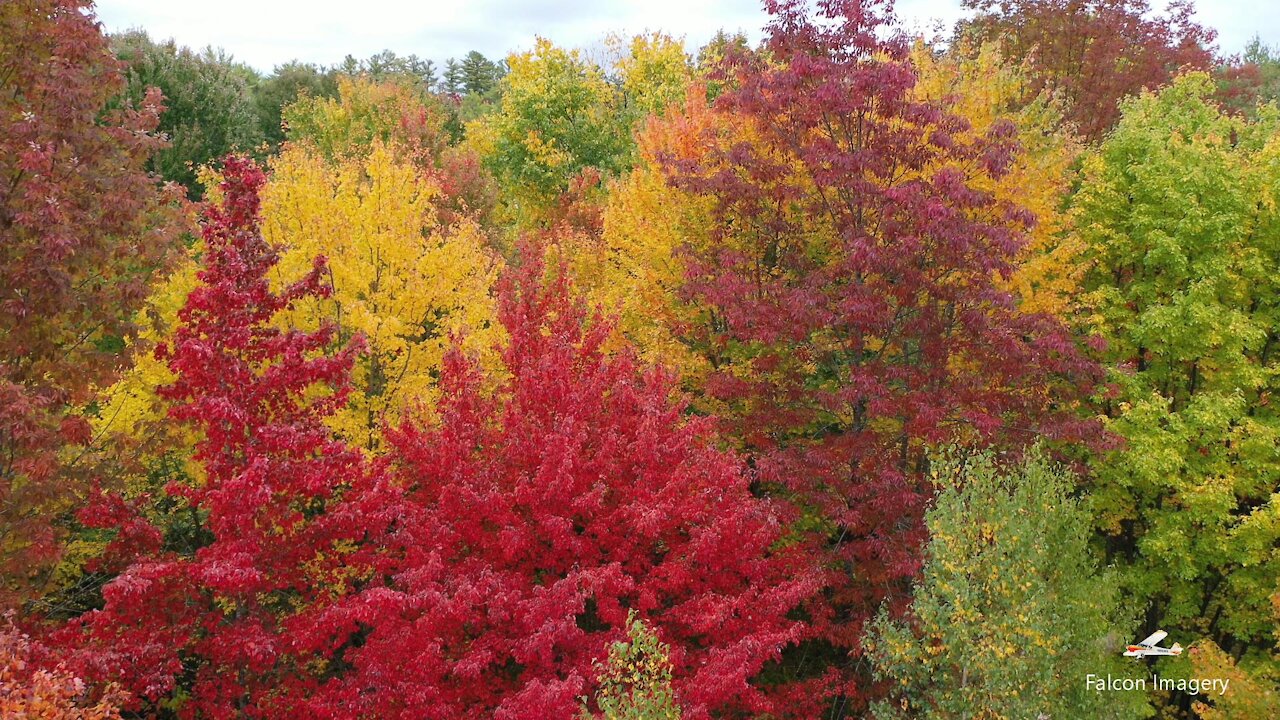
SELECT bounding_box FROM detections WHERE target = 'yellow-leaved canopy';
[94,78,501,467]
[261,141,500,450]
[910,40,1083,318]
[567,84,724,384]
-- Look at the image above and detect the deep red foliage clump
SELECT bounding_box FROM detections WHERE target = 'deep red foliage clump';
[60,157,384,718]
[58,161,812,717]
[310,250,817,719]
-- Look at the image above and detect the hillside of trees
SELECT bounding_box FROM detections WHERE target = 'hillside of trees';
[3,0,1280,718]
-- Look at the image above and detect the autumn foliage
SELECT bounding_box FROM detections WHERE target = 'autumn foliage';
[0,0,187,604]
[7,1,1279,718]
[53,160,811,718]
[352,251,814,719]
[1,617,124,719]
[961,0,1215,140]
[651,0,1101,705]
[59,157,378,716]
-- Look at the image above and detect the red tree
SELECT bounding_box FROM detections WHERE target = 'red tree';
[0,0,187,605]
[60,157,392,717]
[307,249,816,719]
[961,0,1216,140]
[59,171,813,717]
[663,0,1102,712]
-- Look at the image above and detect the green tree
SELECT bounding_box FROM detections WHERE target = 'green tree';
[465,38,630,223]
[360,49,437,85]
[460,50,500,94]
[443,58,464,94]
[1077,72,1280,693]
[583,612,682,720]
[866,449,1145,720]
[111,30,262,197]
[335,49,439,88]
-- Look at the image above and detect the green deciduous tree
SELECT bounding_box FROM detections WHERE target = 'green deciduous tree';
[466,38,630,224]
[866,449,1144,720]
[1077,72,1280,689]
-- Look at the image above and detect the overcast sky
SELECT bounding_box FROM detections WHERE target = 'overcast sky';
[94,0,1278,73]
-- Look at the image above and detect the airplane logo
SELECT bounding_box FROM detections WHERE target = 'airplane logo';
[1123,630,1183,658]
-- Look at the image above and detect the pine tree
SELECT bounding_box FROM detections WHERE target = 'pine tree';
[460,50,498,94]
[443,58,463,95]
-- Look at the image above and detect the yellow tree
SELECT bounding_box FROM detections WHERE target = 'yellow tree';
[1190,638,1280,719]
[96,77,501,460]
[87,145,498,481]
[614,32,694,119]
[261,141,500,449]
[570,85,727,383]
[910,40,1083,317]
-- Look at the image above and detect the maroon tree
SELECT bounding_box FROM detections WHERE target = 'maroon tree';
[961,0,1216,140]
[0,0,187,605]
[661,0,1103,711]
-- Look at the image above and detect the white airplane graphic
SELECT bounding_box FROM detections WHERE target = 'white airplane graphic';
[1123,630,1183,658]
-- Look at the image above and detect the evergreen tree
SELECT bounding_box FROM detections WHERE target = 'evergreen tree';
[443,57,464,95]
[460,50,499,94]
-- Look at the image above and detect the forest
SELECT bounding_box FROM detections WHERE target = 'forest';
[2,0,1280,717]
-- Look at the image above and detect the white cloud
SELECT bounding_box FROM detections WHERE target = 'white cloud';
[93,0,1275,72]
[94,0,769,70]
